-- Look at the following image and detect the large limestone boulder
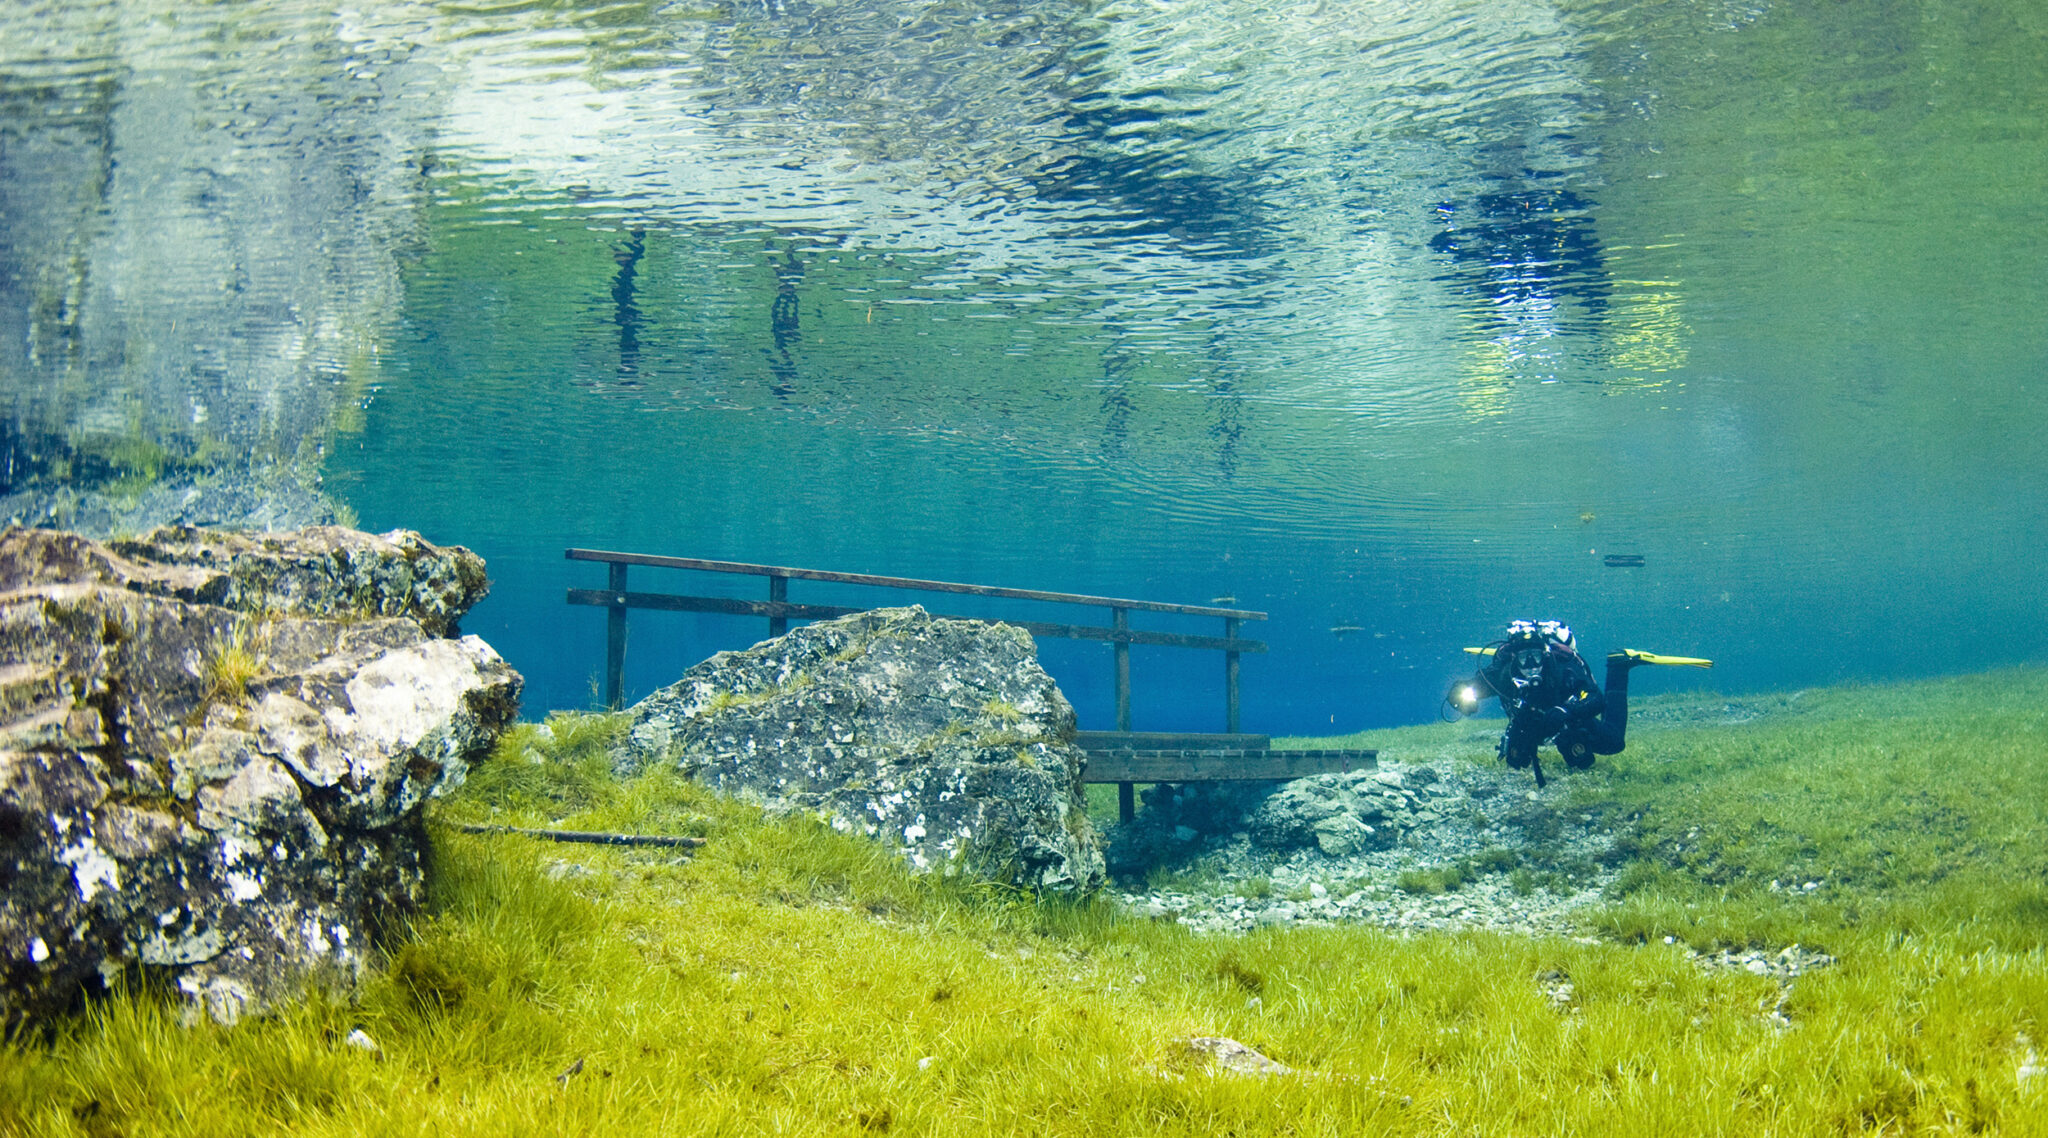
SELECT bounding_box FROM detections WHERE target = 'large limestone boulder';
[614,606,1104,892]
[102,523,491,637]
[0,525,520,1026]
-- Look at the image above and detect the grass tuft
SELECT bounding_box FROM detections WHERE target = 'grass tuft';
[200,619,268,706]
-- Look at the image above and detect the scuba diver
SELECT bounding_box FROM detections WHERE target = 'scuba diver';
[1444,620,1712,786]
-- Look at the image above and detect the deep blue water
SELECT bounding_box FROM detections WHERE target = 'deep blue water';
[4,0,2044,734]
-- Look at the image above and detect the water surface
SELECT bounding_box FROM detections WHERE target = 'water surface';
[3,0,2042,730]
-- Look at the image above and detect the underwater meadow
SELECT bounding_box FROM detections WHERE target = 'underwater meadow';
[7,667,2048,1136]
[5,0,2048,1133]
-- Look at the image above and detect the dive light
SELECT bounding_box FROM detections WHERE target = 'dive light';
[1445,679,1485,717]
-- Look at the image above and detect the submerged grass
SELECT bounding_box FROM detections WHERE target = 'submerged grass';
[7,670,2048,1134]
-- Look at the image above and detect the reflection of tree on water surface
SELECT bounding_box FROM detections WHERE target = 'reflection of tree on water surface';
[1428,142,1615,414]
[1204,333,1246,481]
[1430,171,1609,338]
[766,244,805,401]
[1096,332,1136,462]
[609,229,645,387]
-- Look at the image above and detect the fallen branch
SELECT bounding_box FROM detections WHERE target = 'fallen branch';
[452,822,707,849]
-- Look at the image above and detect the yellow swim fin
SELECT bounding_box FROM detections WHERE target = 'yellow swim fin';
[1615,649,1714,669]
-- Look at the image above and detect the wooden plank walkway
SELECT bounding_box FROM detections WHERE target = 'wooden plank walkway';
[1082,748,1377,783]
[1077,730,1375,783]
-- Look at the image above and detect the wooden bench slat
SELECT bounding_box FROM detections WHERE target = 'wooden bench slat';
[1082,749,1377,783]
[1074,730,1272,751]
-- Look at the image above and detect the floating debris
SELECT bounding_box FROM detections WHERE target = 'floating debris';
[1603,554,1645,568]
[1185,1036,1294,1077]
[1329,625,1365,638]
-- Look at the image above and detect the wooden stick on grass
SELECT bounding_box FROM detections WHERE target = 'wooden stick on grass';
[452,822,707,849]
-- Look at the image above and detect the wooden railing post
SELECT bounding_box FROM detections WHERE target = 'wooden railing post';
[1224,616,1241,734]
[1113,607,1132,731]
[605,561,628,709]
[768,574,788,637]
[1114,606,1133,823]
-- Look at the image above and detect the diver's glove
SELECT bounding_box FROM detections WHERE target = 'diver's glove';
[1531,705,1569,732]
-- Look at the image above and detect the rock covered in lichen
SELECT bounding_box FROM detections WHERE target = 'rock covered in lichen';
[105,524,490,637]
[614,606,1103,892]
[0,525,520,1026]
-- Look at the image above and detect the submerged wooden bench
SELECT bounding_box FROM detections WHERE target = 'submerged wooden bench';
[1077,732,1377,794]
[566,550,1374,821]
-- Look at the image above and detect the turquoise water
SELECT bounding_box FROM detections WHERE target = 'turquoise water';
[4,0,2044,732]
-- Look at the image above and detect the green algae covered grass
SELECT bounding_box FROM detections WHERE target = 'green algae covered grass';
[8,672,2048,1135]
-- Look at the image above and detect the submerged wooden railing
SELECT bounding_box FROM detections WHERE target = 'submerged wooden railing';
[565,549,1373,820]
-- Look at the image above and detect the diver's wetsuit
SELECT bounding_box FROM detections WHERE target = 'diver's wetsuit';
[1553,654,1637,767]
[1491,649,1637,776]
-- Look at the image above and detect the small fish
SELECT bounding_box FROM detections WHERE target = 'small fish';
[1579,510,1597,524]
[1329,625,1365,638]
[556,1057,584,1087]
[1603,554,1645,568]
[1209,595,1237,604]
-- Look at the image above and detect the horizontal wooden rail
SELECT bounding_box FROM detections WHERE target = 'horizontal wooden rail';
[566,589,1267,654]
[566,549,1266,621]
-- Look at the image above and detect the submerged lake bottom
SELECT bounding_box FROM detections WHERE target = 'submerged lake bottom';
[1105,667,2048,949]
[7,665,2047,1136]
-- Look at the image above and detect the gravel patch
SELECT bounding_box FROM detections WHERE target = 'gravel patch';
[1107,745,1619,939]
[1103,732,1840,997]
